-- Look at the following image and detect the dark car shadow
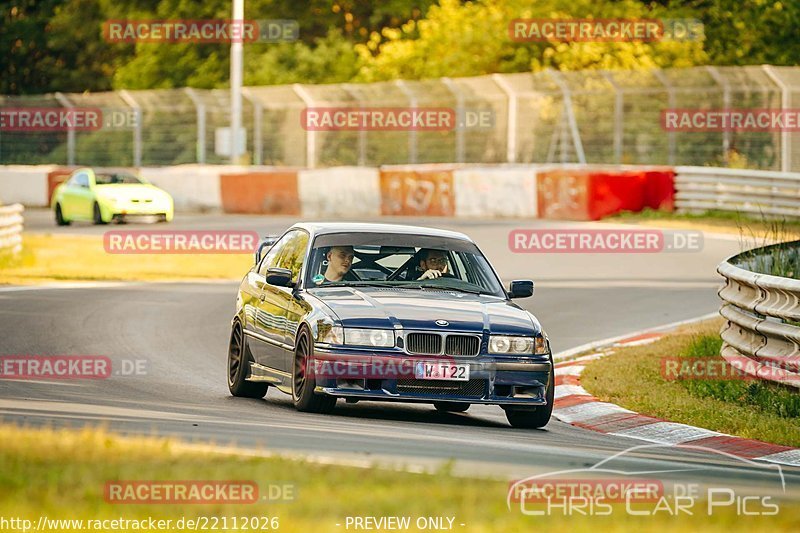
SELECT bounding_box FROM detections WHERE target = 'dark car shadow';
[255,392,518,430]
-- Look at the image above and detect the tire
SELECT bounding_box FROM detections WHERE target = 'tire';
[92,202,107,225]
[227,320,269,398]
[504,360,554,429]
[55,204,70,226]
[433,401,470,413]
[292,327,336,414]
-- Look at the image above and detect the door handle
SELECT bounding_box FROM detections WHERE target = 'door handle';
[259,293,266,302]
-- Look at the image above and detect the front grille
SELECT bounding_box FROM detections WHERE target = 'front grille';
[406,333,442,355]
[396,379,485,398]
[445,335,480,356]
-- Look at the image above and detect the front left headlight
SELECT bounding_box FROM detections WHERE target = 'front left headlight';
[318,325,344,345]
[489,335,548,355]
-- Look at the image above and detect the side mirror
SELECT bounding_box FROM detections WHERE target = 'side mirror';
[508,280,534,299]
[254,235,279,265]
[266,267,294,288]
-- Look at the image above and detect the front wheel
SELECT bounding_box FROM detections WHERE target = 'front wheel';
[92,202,107,225]
[55,204,70,226]
[227,321,269,398]
[292,328,336,414]
[504,361,554,429]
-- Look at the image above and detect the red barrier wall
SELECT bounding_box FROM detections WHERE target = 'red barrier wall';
[537,167,674,220]
[220,171,300,215]
[47,167,77,206]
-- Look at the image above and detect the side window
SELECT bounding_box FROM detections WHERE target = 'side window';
[275,231,309,283]
[67,172,88,187]
[258,232,294,276]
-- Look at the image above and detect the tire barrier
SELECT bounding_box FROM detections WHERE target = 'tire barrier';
[717,241,800,388]
[0,203,24,256]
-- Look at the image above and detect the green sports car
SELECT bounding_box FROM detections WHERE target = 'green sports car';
[52,168,174,225]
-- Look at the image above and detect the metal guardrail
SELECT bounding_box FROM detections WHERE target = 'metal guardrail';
[676,166,800,218]
[3,65,799,170]
[0,203,24,255]
[717,241,800,388]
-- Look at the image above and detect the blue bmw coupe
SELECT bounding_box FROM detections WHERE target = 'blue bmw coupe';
[228,223,553,428]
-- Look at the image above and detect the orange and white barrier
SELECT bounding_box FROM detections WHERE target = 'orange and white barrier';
[0,164,675,220]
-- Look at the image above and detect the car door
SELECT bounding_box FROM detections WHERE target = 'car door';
[272,230,310,372]
[61,172,94,220]
[246,231,301,372]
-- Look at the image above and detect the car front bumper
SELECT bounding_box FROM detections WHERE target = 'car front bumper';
[312,348,552,407]
[105,199,173,217]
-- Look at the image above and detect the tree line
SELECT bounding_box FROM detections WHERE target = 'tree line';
[3,0,798,95]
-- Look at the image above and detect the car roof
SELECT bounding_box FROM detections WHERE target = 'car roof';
[290,222,473,242]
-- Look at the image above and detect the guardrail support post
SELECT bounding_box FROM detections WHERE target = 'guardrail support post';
[395,80,418,164]
[653,70,676,166]
[603,72,624,164]
[119,90,143,167]
[706,67,731,165]
[54,92,75,166]
[762,65,792,173]
[492,74,518,164]
[184,89,206,164]
[242,88,262,166]
[292,84,316,168]
[442,77,466,163]
[343,84,367,166]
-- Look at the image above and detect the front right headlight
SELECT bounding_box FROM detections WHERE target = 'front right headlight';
[489,335,548,355]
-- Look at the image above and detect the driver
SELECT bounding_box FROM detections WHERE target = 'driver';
[322,245,355,283]
[416,248,453,280]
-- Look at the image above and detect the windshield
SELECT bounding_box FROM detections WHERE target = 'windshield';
[94,173,143,185]
[304,232,506,297]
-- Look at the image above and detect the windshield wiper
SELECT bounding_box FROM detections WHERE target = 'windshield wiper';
[322,281,412,289]
[413,282,486,295]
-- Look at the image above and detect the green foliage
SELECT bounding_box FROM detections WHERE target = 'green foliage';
[3,0,799,94]
[244,30,360,86]
[353,0,707,82]
[678,333,800,419]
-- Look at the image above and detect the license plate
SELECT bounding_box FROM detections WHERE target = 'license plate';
[414,362,470,381]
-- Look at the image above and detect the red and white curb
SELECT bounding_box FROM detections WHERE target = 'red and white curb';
[552,333,800,468]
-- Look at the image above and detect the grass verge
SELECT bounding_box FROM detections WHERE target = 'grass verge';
[0,234,251,284]
[582,319,800,447]
[1,424,798,532]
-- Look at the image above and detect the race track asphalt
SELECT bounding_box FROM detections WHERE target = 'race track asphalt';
[3,211,796,497]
